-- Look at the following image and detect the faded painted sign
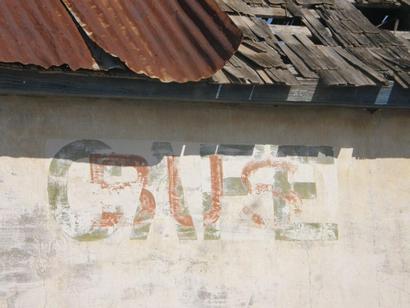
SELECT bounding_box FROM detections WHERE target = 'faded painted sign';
[2,136,409,308]
[48,140,338,242]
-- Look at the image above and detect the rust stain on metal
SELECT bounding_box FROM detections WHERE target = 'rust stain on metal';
[61,0,243,82]
[0,0,97,70]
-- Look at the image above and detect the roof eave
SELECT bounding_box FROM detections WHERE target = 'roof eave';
[0,67,408,108]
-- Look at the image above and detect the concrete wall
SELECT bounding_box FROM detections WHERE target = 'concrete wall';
[0,96,409,308]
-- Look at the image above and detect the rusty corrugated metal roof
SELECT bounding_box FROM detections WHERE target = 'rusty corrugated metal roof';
[61,0,243,82]
[0,0,97,70]
[2,0,407,89]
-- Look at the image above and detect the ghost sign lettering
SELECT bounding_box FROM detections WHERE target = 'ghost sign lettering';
[48,140,338,242]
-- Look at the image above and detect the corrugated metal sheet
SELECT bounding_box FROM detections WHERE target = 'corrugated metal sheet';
[62,0,243,82]
[0,0,97,70]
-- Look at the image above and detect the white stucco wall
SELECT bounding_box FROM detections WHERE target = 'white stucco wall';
[0,96,409,307]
